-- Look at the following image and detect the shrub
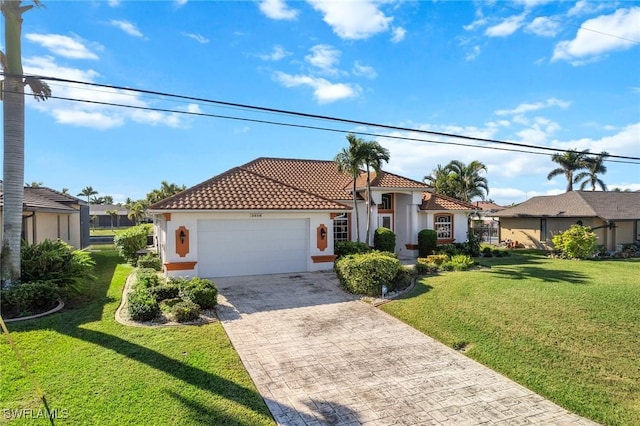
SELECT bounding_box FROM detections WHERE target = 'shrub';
[373,227,396,253]
[178,277,218,309]
[392,267,414,291]
[334,241,371,257]
[481,246,493,257]
[148,284,180,302]
[127,289,160,321]
[415,255,449,275]
[20,239,95,293]
[463,231,482,257]
[137,253,162,271]
[135,268,162,289]
[446,254,475,271]
[1,281,60,317]
[335,251,402,296]
[114,225,149,264]
[418,229,437,257]
[552,225,597,259]
[171,300,201,323]
[436,244,460,257]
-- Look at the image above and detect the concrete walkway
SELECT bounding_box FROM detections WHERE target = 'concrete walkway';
[215,272,598,426]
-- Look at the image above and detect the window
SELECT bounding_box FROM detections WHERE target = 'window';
[333,213,349,242]
[435,214,453,239]
[380,194,393,211]
[540,218,547,241]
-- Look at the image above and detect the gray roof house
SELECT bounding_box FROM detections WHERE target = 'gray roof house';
[495,191,640,250]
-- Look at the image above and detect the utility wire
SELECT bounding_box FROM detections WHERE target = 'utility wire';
[3,73,640,162]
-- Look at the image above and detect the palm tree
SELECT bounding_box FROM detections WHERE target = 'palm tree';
[547,149,590,192]
[361,140,390,245]
[446,160,489,202]
[146,181,186,204]
[106,209,118,230]
[334,134,367,243]
[103,195,114,204]
[61,187,69,194]
[127,202,146,225]
[78,186,98,203]
[1,0,51,282]
[574,152,609,191]
[424,164,455,197]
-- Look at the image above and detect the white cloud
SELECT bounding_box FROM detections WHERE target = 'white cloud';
[110,20,144,38]
[182,33,209,44]
[352,62,377,79]
[391,27,406,43]
[175,0,187,7]
[258,45,291,61]
[52,110,124,130]
[273,72,361,103]
[259,0,298,20]
[552,7,640,64]
[465,45,481,61]
[108,0,120,7]
[307,0,392,40]
[25,34,99,60]
[567,0,611,17]
[305,44,341,74]
[485,14,527,37]
[495,98,571,116]
[525,16,560,37]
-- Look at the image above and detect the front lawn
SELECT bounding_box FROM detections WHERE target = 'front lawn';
[382,251,640,426]
[0,248,274,425]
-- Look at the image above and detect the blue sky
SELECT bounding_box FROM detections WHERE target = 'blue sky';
[4,0,640,205]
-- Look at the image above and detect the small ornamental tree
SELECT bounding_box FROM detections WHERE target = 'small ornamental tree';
[552,224,597,259]
[373,227,396,253]
[418,229,437,257]
[114,225,148,264]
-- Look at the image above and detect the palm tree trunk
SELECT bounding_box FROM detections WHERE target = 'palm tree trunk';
[365,166,371,246]
[352,179,360,243]
[2,2,29,282]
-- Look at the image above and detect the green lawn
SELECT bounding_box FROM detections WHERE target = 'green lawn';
[382,251,640,426]
[0,248,274,425]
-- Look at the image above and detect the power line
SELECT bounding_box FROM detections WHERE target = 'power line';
[6,73,639,162]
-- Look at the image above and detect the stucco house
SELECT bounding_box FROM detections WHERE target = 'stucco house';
[495,191,640,251]
[0,186,90,249]
[148,157,476,278]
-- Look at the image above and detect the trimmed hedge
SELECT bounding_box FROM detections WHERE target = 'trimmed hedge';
[114,225,148,264]
[1,282,60,318]
[137,253,162,271]
[418,229,437,257]
[148,284,180,302]
[335,251,402,296]
[373,227,396,253]
[334,241,371,257]
[127,289,160,321]
[171,300,201,323]
[135,268,162,289]
[176,277,218,309]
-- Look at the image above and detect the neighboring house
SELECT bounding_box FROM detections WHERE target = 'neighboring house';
[0,186,90,249]
[148,157,476,278]
[89,204,137,228]
[495,191,640,251]
[470,201,505,244]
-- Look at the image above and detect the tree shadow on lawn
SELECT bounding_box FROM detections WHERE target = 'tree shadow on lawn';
[488,265,589,284]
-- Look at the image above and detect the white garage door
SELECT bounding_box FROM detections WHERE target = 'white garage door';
[197,219,309,277]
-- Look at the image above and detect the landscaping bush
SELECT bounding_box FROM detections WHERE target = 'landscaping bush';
[20,239,95,293]
[171,300,201,323]
[418,229,437,257]
[114,225,149,264]
[135,268,162,289]
[1,281,60,318]
[148,284,180,302]
[137,253,162,271]
[335,251,402,296]
[552,224,597,259]
[392,266,414,291]
[415,255,449,275]
[177,277,218,309]
[463,231,482,257]
[435,244,461,257]
[445,254,475,271]
[127,289,160,321]
[481,246,493,257]
[373,227,396,253]
[334,241,371,257]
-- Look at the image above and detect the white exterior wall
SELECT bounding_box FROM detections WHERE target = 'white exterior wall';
[156,211,338,278]
[419,211,471,243]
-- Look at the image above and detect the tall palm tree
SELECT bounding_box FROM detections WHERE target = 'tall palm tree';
[1,0,51,282]
[106,209,118,230]
[361,140,390,245]
[424,164,455,197]
[146,181,186,204]
[446,160,489,202]
[547,149,590,192]
[127,202,146,225]
[334,134,367,243]
[78,186,98,203]
[574,152,609,191]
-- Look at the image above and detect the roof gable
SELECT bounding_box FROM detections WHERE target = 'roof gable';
[420,192,477,211]
[354,170,428,190]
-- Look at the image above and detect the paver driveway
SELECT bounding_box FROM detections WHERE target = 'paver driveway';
[215,272,597,426]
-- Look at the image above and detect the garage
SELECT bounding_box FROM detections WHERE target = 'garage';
[197,219,309,277]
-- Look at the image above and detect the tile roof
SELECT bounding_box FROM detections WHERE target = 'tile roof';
[0,187,81,212]
[420,192,477,211]
[354,170,428,190]
[151,157,433,211]
[495,191,640,221]
[150,167,351,211]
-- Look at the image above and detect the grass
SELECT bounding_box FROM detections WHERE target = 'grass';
[0,248,274,425]
[382,251,640,426]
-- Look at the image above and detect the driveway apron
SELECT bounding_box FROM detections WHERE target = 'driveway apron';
[215,272,598,426]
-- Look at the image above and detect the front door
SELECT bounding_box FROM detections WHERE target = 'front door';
[378,213,393,230]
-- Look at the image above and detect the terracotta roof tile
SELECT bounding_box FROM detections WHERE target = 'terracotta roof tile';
[150,167,351,211]
[354,170,428,190]
[420,192,477,211]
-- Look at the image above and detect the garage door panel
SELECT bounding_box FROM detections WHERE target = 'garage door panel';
[197,219,309,277]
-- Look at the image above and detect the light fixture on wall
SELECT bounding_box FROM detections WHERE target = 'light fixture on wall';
[320,228,327,240]
[179,230,186,244]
